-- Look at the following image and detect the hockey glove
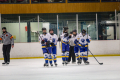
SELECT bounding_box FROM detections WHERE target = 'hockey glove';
[51,43,55,46]
[46,41,50,47]
[41,40,45,44]
[86,39,90,43]
[58,37,61,41]
[74,39,79,46]
[68,35,71,38]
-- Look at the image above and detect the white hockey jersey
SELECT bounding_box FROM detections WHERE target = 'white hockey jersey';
[75,33,91,45]
[60,33,69,43]
[48,33,58,45]
[39,33,52,45]
[73,34,80,46]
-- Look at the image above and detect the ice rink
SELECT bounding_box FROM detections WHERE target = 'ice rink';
[0,56,120,80]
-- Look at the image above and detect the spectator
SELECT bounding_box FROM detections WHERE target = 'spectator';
[102,29,111,40]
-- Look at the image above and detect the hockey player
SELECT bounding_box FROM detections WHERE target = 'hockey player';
[39,28,53,67]
[48,29,58,66]
[72,30,81,64]
[74,29,91,65]
[60,27,71,65]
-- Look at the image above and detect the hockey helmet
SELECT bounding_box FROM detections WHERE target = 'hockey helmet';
[63,27,68,31]
[42,28,46,31]
[49,29,54,32]
[82,29,86,34]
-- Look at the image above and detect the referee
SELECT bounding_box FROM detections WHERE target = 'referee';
[68,30,76,64]
[0,27,14,65]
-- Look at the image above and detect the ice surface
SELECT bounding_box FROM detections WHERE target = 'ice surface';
[0,57,120,80]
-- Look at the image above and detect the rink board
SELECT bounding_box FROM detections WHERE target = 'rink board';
[0,40,120,59]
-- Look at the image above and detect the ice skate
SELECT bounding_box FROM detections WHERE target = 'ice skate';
[77,59,82,65]
[54,62,57,67]
[50,63,53,67]
[84,60,89,65]
[44,63,49,67]
[83,59,89,65]
[65,61,68,65]
[62,61,65,65]
[44,63,46,67]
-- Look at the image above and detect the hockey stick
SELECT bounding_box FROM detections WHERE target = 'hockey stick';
[36,31,40,37]
[58,30,61,48]
[87,26,103,65]
[87,27,89,56]
[59,35,61,48]
[89,49,103,65]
